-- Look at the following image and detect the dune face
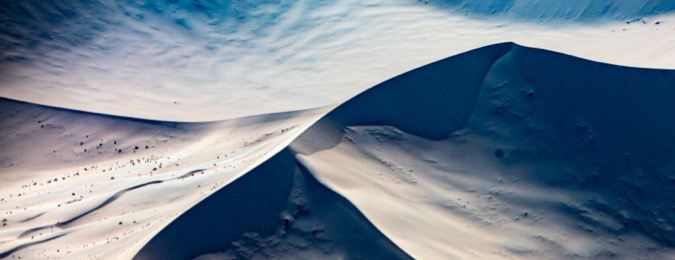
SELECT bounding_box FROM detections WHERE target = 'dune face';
[287,43,675,259]
[135,150,412,260]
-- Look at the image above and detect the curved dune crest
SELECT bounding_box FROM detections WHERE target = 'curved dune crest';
[291,42,513,154]
[135,150,412,260]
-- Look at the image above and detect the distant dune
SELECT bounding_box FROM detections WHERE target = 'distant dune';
[1,0,674,121]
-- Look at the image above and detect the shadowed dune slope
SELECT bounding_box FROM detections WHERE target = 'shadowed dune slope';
[291,42,675,258]
[293,42,675,159]
[291,42,513,154]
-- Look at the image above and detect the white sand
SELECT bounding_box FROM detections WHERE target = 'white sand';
[1,1,675,259]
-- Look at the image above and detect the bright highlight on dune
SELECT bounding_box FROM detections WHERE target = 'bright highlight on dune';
[1,1,675,260]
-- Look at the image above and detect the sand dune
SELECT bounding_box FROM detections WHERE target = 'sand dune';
[126,43,675,259]
[2,38,675,259]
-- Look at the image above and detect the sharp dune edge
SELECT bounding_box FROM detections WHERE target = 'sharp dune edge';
[4,42,674,259]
